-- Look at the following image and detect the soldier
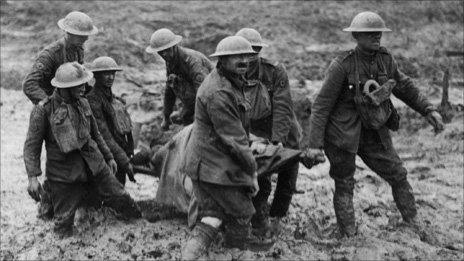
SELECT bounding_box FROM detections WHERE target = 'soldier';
[23,11,98,104]
[235,28,302,238]
[22,11,98,219]
[145,28,213,130]
[87,56,135,185]
[304,12,444,237]
[180,36,271,260]
[24,62,141,237]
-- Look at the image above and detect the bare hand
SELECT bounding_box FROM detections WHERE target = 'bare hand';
[250,142,266,155]
[250,172,259,197]
[426,111,444,134]
[300,148,326,169]
[108,159,118,175]
[27,177,43,202]
[126,163,136,183]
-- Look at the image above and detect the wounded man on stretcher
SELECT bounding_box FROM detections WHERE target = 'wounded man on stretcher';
[130,124,317,227]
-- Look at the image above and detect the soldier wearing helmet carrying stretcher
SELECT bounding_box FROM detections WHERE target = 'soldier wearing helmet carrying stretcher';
[180,36,275,260]
[235,28,303,239]
[303,11,444,237]
[145,28,213,130]
[23,62,141,237]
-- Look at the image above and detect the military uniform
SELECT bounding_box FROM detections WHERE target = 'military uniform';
[182,63,258,246]
[308,46,435,234]
[24,92,141,234]
[87,85,134,185]
[244,57,302,224]
[163,46,213,125]
[23,38,84,104]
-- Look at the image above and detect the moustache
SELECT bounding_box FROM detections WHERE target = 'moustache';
[236,62,248,69]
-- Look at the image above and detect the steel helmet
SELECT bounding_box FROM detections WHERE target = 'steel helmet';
[235,28,269,47]
[210,36,257,57]
[145,28,182,53]
[57,11,98,36]
[89,56,122,72]
[343,11,391,32]
[51,62,93,88]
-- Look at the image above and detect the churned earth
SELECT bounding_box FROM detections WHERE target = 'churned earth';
[1,1,463,260]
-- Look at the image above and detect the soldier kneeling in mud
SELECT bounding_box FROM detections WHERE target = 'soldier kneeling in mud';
[24,62,141,237]
[87,56,136,186]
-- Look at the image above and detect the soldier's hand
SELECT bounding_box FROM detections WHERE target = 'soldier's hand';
[426,111,444,134]
[161,118,171,131]
[126,163,136,183]
[300,148,326,169]
[250,142,266,155]
[250,172,259,197]
[27,176,43,202]
[108,159,118,175]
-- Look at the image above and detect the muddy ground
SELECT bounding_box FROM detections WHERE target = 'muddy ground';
[1,1,464,260]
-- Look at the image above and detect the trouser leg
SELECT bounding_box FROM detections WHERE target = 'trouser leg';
[324,141,357,237]
[358,128,417,222]
[251,175,271,229]
[115,169,126,186]
[49,180,86,236]
[270,161,299,217]
[93,165,141,219]
[37,179,54,220]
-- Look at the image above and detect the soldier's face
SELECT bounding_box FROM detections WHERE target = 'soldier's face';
[355,32,382,52]
[158,47,174,61]
[221,54,249,75]
[95,71,115,89]
[66,33,89,48]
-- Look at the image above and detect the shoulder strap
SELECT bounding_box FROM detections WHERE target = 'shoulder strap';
[354,49,361,97]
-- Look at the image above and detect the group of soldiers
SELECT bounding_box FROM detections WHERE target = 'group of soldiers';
[22,9,444,260]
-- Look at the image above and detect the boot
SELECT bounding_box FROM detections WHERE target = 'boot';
[269,217,282,237]
[181,222,218,260]
[333,185,356,237]
[251,201,270,238]
[224,220,274,251]
[391,179,417,223]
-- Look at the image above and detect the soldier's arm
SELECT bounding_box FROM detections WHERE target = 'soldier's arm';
[23,105,47,177]
[163,85,176,119]
[186,57,210,91]
[88,97,130,167]
[390,57,435,116]
[206,90,257,175]
[307,60,346,149]
[89,110,114,162]
[270,65,294,144]
[22,51,54,104]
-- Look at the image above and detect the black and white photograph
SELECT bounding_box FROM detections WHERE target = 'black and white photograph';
[1,0,463,260]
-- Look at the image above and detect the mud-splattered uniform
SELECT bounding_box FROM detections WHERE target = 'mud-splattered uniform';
[23,38,84,104]
[87,85,134,185]
[23,92,141,234]
[308,46,436,234]
[182,63,257,243]
[244,57,302,224]
[163,47,213,125]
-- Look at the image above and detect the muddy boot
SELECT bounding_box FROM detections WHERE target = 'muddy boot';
[225,220,274,251]
[269,217,282,237]
[181,222,218,260]
[391,179,417,223]
[38,180,54,220]
[251,201,270,238]
[333,182,356,237]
